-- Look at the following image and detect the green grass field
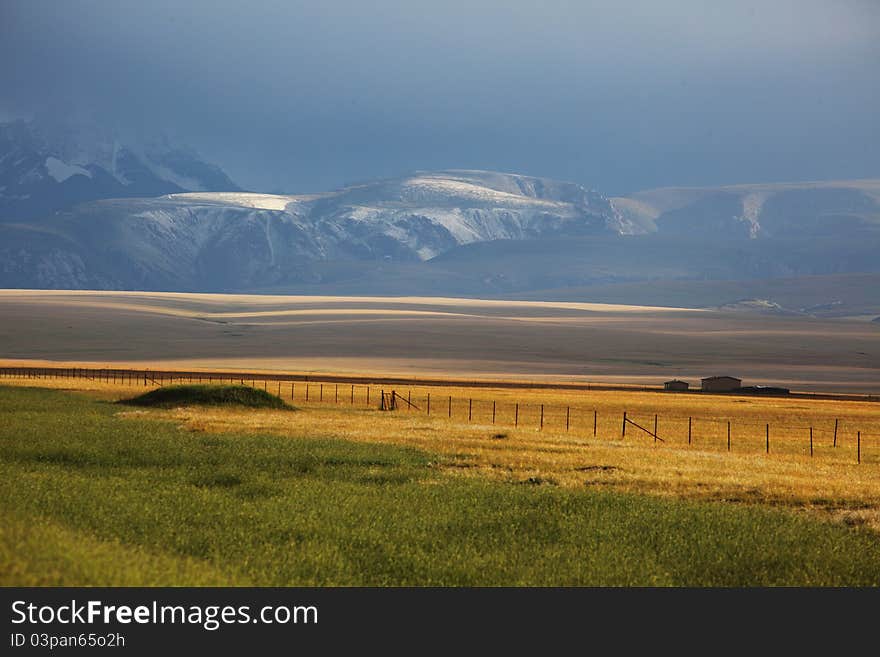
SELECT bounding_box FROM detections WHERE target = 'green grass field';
[2,385,879,586]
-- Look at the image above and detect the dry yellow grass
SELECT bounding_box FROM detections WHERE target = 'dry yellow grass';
[5,374,880,531]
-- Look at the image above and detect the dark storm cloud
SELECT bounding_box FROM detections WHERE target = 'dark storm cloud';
[2,0,879,193]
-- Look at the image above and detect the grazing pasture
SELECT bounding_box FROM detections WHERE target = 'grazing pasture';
[2,385,880,586]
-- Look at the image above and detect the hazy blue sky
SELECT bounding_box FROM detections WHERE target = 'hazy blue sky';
[2,0,879,194]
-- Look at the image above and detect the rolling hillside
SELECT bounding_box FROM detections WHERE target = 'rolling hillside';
[612,179,880,238]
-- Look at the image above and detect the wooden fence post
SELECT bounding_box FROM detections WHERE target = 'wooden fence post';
[688,417,692,445]
[593,410,597,436]
[858,431,861,464]
[427,393,431,415]
[540,404,544,430]
[515,403,519,427]
[448,396,452,418]
[468,399,473,422]
[351,385,355,404]
[653,414,658,443]
[320,384,323,402]
[335,384,339,404]
[291,383,295,401]
[306,385,310,402]
[810,427,813,457]
[727,421,731,452]
[766,424,770,454]
[566,406,570,431]
[622,412,627,438]
[833,419,839,447]
[492,400,496,424]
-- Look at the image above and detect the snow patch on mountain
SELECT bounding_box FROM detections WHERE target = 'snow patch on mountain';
[391,174,567,208]
[168,192,294,211]
[45,157,93,183]
[735,192,766,238]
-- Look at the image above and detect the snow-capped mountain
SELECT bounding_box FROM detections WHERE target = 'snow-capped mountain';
[0,118,240,221]
[3,167,878,299]
[0,169,626,290]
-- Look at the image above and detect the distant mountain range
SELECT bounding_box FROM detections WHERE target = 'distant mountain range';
[0,118,239,220]
[612,179,880,238]
[0,164,631,290]
[1,118,879,318]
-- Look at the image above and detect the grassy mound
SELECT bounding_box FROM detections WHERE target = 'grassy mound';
[122,384,290,410]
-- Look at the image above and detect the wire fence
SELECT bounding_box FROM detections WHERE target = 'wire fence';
[372,389,877,463]
[2,366,878,464]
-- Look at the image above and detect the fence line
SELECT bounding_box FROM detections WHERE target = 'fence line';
[1,366,877,463]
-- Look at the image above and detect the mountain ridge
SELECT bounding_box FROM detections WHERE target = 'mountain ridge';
[0,169,626,291]
[611,178,880,238]
[0,118,240,221]
[1,140,879,316]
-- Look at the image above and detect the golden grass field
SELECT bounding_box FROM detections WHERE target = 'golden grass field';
[3,290,880,532]
[4,373,879,532]
[1,289,879,392]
